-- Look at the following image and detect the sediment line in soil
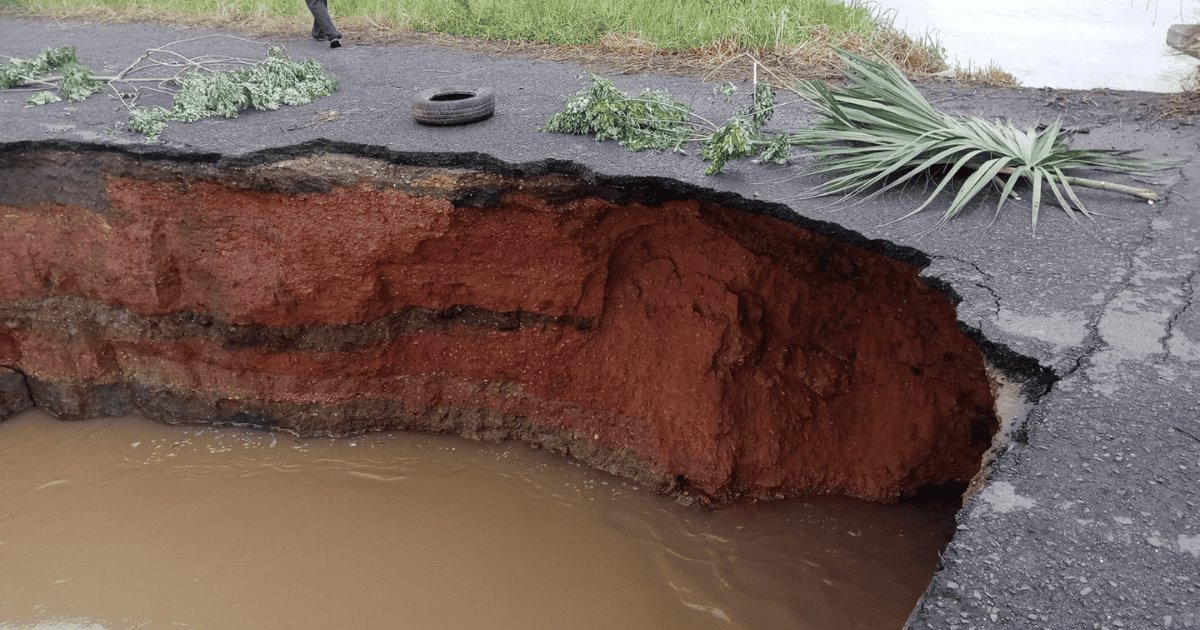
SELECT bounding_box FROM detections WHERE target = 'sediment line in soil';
[0,296,592,352]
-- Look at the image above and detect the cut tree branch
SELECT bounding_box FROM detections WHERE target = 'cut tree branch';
[999,166,1160,202]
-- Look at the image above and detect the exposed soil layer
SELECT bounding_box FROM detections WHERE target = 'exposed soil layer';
[0,147,997,502]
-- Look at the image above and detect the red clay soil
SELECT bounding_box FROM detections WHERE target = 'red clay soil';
[0,150,997,502]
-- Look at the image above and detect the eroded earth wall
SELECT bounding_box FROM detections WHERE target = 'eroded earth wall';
[0,147,997,502]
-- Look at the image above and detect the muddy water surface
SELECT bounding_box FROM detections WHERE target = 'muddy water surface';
[882,0,1200,91]
[0,411,955,629]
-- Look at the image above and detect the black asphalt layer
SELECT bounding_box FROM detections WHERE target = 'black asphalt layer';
[2,18,1197,629]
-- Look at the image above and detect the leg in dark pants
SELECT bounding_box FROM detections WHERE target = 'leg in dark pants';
[306,0,342,41]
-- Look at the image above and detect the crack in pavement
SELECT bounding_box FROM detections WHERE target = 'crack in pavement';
[950,254,1003,317]
[1159,267,1198,362]
[1052,198,1171,381]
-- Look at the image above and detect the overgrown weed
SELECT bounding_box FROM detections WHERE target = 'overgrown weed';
[4,0,949,79]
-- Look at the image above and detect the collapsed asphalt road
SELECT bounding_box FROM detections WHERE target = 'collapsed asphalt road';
[1,17,1197,629]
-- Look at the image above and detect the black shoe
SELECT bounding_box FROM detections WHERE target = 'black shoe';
[330,38,342,49]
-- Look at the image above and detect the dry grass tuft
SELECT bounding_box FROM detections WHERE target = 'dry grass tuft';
[1159,69,1200,120]
[520,25,948,84]
[953,61,1020,87]
[594,32,659,55]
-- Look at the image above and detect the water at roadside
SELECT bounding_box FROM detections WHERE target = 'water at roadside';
[0,411,957,630]
[878,0,1200,92]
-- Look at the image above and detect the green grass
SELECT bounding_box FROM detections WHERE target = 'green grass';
[10,0,890,50]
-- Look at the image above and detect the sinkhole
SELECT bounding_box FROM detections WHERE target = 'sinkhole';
[0,145,1014,628]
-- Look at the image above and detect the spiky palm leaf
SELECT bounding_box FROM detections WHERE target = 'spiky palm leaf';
[789,50,1167,230]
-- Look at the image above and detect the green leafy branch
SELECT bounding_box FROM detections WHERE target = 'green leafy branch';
[542,74,697,152]
[0,46,104,104]
[1,36,338,140]
[126,45,338,139]
[541,69,792,174]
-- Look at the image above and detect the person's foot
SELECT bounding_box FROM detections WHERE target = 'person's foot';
[330,38,342,49]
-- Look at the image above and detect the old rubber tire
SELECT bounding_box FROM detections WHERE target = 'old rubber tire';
[412,86,495,126]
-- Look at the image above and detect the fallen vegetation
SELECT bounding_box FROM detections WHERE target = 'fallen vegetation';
[0,36,337,139]
[0,47,104,104]
[542,73,788,175]
[788,52,1164,230]
[545,51,1168,231]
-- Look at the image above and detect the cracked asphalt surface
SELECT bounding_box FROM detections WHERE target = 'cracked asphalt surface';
[2,17,1198,629]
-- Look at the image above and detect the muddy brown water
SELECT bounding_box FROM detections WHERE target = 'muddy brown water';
[881,0,1200,91]
[0,411,956,629]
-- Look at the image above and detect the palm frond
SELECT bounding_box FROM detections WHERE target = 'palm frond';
[791,50,1170,230]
